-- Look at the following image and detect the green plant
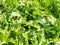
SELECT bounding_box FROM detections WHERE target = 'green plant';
[0,0,60,45]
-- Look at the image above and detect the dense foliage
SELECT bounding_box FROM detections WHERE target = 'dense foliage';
[0,0,60,45]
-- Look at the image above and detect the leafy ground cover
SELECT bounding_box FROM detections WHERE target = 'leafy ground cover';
[0,0,60,45]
